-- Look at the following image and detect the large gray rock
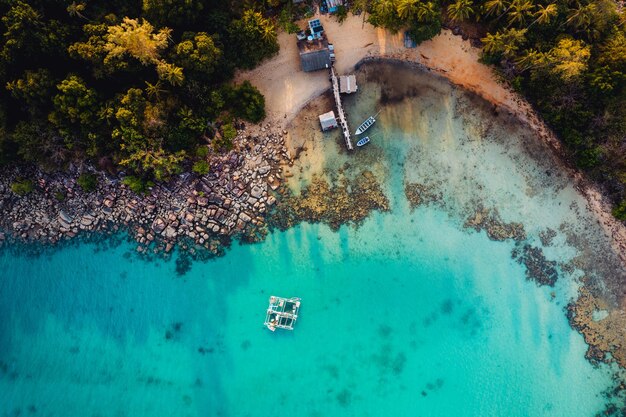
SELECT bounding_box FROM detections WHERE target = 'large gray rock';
[152,218,166,233]
[250,185,263,199]
[59,210,73,224]
[163,226,177,238]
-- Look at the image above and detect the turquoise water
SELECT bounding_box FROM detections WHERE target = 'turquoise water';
[0,212,620,416]
[2,63,625,416]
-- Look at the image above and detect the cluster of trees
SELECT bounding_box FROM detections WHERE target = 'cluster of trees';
[0,0,281,184]
[353,0,625,219]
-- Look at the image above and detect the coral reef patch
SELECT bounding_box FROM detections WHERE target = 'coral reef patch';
[270,170,390,231]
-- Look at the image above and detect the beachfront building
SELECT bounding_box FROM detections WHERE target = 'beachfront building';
[319,111,338,131]
[298,34,332,72]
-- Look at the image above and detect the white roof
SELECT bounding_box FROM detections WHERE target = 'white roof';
[319,111,336,121]
[339,75,358,94]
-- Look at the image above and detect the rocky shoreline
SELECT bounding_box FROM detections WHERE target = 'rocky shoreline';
[0,123,291,260]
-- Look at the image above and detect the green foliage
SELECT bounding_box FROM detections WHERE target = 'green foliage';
[1,1,44,62]
[6,69,55,114]
[547,37,590,81]
[77,173,98,192]
[613,200,626,221]
[142,0,204,28]
[335,5,349,23]
[50,75,98,127]
[192,160,210,175]
[54,190,66,201]
[278,7,300,34]
[174,32,222,77]
[227,81,266,123]
[105,17,170,66]
[406,18,442,45]
[0,1,273,180]
[447,0,475,22]
[11,179,34,196]
[195,145,209,158]
[367,0,441,43]
[213,123,236,152]
[228,10,279,69]
[122,175,154,194]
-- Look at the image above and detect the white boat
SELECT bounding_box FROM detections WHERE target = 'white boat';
[356,136,370,147]
[355,116,375,135]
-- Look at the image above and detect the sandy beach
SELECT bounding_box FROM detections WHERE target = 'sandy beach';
[236,13,626,273]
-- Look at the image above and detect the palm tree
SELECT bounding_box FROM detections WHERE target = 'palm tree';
[397,0,420,20]
[156,61,185,87]
[482,32,505,55]
[565,3,595,30]
[448,0,476,22]
[417,1,438,21]
[260,24,276,43]
[483,0,509,17]
[482,28,527,58]
[528,3,558,28]
[502,27,527,57]
[515,48,548,70]
[375,0,396,17]
[507,0,534,27]
[145,81,166,101]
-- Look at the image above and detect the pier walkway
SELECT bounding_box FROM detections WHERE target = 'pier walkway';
[330,66,353,150]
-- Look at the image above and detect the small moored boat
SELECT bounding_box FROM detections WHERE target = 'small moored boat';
[355,116,376,135]
[356,136,370,147]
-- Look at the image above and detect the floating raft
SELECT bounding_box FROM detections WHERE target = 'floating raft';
[264,296,301,331]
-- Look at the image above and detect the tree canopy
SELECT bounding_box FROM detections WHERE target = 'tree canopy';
[0,0,279,183]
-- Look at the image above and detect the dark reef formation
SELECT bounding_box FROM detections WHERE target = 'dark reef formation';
[270,170,390,231]
[464,207,527,242]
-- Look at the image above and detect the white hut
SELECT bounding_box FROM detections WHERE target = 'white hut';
[319,111,338,131]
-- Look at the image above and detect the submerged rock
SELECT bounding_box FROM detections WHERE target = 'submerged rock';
[464,207,526,242]
[568,287,626,367]
[270,170,390,231]
[404,182,441,209]
[512,244,558,286]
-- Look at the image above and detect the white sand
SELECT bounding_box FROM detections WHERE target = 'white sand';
[235,13,626,269]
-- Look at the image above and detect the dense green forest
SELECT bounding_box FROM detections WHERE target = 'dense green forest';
[0,0,283,184]
[354,0,626,218]
[0,0,624,219]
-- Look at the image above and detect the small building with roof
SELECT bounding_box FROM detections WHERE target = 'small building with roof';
[339,75,357,94]
[297,19,333,72]
[319,111,338,131]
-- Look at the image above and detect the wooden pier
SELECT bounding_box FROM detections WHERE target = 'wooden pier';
[330,66,353,150]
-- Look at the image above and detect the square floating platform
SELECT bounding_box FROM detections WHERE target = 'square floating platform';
[264,296,301,331]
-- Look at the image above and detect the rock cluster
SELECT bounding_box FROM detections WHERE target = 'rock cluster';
[568,287,626,367]
[464,207,526,242]
[512,244,558,286]
[539,228,557,246]
[270,170,390,231]
[404,182,441,209]
[0,123,291,256]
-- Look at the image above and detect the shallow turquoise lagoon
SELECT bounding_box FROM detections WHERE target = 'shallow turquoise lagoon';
[0,208,620,417]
